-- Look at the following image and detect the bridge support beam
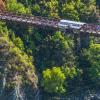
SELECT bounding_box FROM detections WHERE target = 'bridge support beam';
[74,34,80,52]
[80,32,90,49]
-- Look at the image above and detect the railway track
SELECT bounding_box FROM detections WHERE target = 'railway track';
[0,11,59,29]
[0,10,100,36]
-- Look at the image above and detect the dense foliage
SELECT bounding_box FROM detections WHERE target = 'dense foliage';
[33,31,76,70]
[0,0,99,99]
[42,65,81,94]
[6,0,31,14]
[0,22,37,89]
[42,67,66,94]
[83,44,100,86]
[16,0,97,22]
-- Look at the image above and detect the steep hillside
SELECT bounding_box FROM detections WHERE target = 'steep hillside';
[0,22,38,99]
[0,0,100,100]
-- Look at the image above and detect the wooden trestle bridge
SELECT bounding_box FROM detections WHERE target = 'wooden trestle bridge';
[0,10,100,49]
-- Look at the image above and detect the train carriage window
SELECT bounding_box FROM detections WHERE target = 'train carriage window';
[60,22,66,25]
[71,24,80,27]
[60,22,69,25]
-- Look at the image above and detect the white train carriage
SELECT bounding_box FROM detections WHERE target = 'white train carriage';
[58,20,86,30]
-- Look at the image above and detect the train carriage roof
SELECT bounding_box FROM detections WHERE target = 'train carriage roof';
[60,20,86,25]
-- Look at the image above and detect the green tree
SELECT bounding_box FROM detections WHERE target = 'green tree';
[63,65,79,79]
[32,4,40,15]
[87,44,100,86]
[34,31,76,70]
[62,2,79,21]
[42,67,66,94]
[6,0,31,14]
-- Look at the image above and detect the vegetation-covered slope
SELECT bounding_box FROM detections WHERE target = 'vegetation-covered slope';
[0,22,38,90]
[0,0,100,99]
